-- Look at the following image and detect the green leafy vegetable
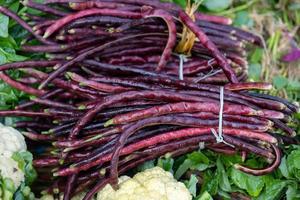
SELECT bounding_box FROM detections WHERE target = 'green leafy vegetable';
[157,154,174,173]
[196,191,213,200]
[279,156,290,178]
[12,151,37,185]
[186,174,198,197]
[287,149,300,180]
[203,0,232,12]
[248,63,262,81]
[216,158,231,192]
[0,14,9,38]
[175,151,210,179]
[230,167,264,197]
[200,170,219,195]
[0,177,15,200]
[13,183,35,200]
[255,180,287,200]
[233,11,253,27]
[273,75,289,90]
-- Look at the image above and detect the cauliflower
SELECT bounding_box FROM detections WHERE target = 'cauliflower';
[0,123,27,158]
[97,167,192,200]
[0,155,25,189]
[39,167,191,200]
[0,123,27,189]
[0,123,36,200]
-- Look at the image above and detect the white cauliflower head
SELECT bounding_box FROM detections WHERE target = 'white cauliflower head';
[0,123,27,157]
[0,155,25,189]
[97,167,192,200]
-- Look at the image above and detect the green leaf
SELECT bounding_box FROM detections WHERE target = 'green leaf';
[287,80,300,91]
[233,11,253,27]
[157,154,174,173]
[0,51,7,65]
[188,151,210,165]
[220,154,242,168]
[0,36,17,49]
[13,182,35,200]
[273,76,289,90]
[250,48,264,63]
[0,14,9,38]
[11,151,37,185]
[196,191,213,200]
[255,180,287,200]
[172,0,186,8]
[185,174,198,197]
[203,0,232,12]
[136,160,155,172]
[248,63,262,81]
[217,190,231,200]
[279,156,290,178]
[216,158,231,192]
[288,3,300,10]
[1,178,15,200]
[175,159,193,179]
[286,183,300,200]
[287,149,300,180]
[8,1,20,13]
[230,168,264,197]
[201,170,219,195]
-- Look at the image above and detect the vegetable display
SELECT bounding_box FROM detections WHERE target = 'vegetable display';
[0,123,36,200]
[0,0,298,200]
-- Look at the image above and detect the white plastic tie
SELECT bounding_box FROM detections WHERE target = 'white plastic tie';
[195,58,222,82]
[178,54,188,80]
[211,86,234,147]
[198,142,205,150]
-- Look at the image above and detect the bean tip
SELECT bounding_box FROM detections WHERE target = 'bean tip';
[66,56,73,60]
[69,2,77,9]
[227,18,233,25]
[59,159,64,165]
[99,168,106,176]
[56,35,65,41]
[271,137,278,144]
[233,163,241,169]
[43,32,50,39]
[291,131,297,137]
[50,150,58,155]
[63,148,71,153]
[78,105,86,110]
[53,188,60,194]
[38,85,45,90]
[41,131,49,135]
[104,119,113,127]
[256,110,264,116]
[65,71,73,78]
[79,82,86,86]
[68,29,75,34]
[268,120,274,127]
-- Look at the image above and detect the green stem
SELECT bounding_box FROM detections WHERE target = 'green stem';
[218,0,259,16]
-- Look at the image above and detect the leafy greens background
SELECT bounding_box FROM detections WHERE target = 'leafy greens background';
[0,0,299,199]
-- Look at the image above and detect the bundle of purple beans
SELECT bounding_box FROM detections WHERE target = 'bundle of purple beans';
[0,0,299,199]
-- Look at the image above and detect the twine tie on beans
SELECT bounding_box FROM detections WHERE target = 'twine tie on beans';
[210,86,234,147]
[178,54,188,80]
